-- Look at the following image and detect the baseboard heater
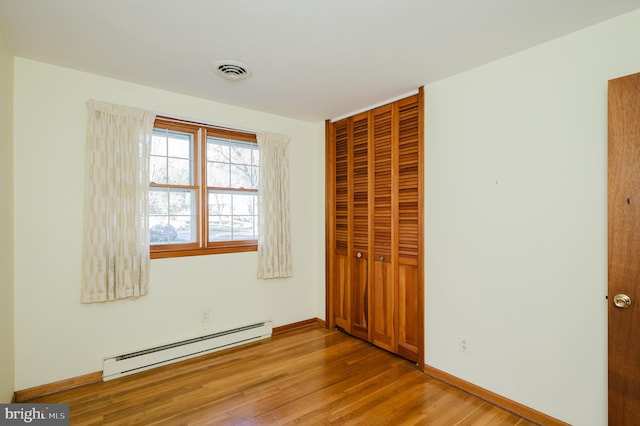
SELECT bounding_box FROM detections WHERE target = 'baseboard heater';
[103,320,272,381]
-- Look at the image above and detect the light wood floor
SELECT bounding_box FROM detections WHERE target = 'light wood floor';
[29,325,537,425]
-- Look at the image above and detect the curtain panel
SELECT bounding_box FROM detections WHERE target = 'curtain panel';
[81,100,156,303]
[257,132,293,279]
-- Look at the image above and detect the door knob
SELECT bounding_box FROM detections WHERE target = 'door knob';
[379,255,385,261]
[613,294,632,309]
[356,252,362,258]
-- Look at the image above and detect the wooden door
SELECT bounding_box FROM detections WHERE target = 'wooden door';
[350,113,370,340]
[326,89,424,365]
[371,104,395,351]
[395,93,423,363]
[331,119,351,332]
[608,72,640,425]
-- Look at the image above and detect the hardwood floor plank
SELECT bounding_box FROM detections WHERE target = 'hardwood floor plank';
[28,325,541,425]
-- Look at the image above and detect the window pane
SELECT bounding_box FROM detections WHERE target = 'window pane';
[150,188,196,245]
[168,158,192,185]
[209,215,232,241]
[150,156,168,184]
[149,189,169,215]
[152,128,194,186]
[169,189,195,216]
[207,138,258,190]
[230,164,253,188]
[208,192,231,215]
[252,149,259,167]
[232,193,257,240]
[149,221,178,244]
[251,165,259,188]
[167,133,191,159]
[207,139,229,162]
[208,191,257,242]
[233,216,257,240]
[232,193,256,215]
[151,134,167,156]
[208,162,230,187]
[170,214,195,243]
[230,144,252,164]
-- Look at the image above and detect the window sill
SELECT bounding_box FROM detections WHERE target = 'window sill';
[151,244,257,259]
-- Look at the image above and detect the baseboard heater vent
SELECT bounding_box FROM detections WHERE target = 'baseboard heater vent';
[103,320,272,381]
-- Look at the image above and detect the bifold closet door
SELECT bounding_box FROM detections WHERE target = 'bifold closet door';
[395,95,422,362]
[350,112,370,341]
[331,119,350,332]
[370,104,394,352]
[326,88,423,365]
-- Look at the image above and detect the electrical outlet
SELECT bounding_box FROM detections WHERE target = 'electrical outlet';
[201,309,210,323]
[460,337,470,353]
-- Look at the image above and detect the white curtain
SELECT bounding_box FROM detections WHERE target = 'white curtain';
[257,132,293,279]
[81,100,156,303]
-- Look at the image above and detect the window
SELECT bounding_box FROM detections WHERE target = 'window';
[207,137,259,242]
[149,117,258,258]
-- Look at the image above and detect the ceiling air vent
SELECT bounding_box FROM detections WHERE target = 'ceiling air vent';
[214,60,252,81]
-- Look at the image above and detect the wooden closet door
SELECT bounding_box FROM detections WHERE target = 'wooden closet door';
[371,104,395,351]
[326,88,424,365]
[332,119,351,332]
[350,112,370,340]
[395,93,423,362]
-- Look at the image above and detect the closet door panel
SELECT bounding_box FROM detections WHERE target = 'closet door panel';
[351,113,370,339]
[396,94,422,362]
[332,119,351,331]
[371,105,394,349]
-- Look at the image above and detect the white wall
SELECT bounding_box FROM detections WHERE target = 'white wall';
[12,58,325,390]
[0,24,15,403]
[425,9,640,426]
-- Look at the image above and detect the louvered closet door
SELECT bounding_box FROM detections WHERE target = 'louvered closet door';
[395,94,422,362]
[332,119,350,332]
[350,112,370,340]
[371,104,394,351]
[326,88,424,364]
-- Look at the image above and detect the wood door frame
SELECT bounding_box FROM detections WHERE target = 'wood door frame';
[325,119,336,330]
[417,86,426,368]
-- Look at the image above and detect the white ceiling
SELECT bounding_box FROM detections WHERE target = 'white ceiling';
[1,0,639,122]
